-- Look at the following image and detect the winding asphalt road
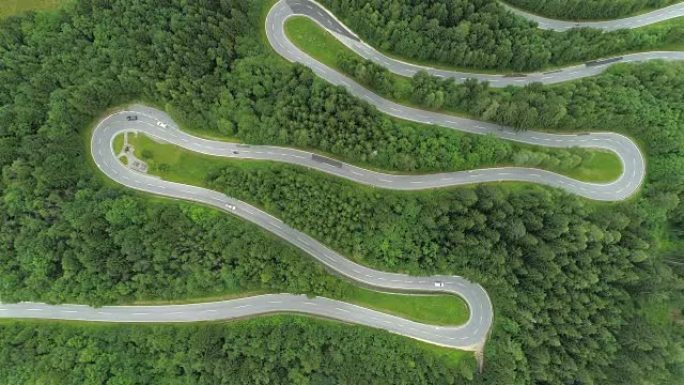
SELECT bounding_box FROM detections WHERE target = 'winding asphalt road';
[3,0,678,356]
[502,1,684,31]
[273,0,684,87]
[268,0,647,201]
[1,106,493,352]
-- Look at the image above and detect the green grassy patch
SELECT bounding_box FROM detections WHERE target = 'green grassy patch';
[0,0,64,18]
[131,134,181,166]
[639,294,683,355]
[132,289,266,306]
[343,287,469,325]
[129,132,229,185]
[112,133,125,154]
[284,16,414,92]
[557,150,623,183]
[285,16,342,69]
[642,301,678,327]
[125,132,469,326]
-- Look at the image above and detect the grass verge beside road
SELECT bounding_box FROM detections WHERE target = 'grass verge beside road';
[284,16,413,92]
[112,133,124,154]
[343,287,469,325]
[562,150,623,182]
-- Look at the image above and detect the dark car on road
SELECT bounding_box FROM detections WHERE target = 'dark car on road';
[126,115,138,121]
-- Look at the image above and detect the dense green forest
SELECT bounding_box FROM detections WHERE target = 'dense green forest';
[0,318,475,384]
[0,0,682,384]
[293,13,684,383]
[205,158,680,384]
[505,0,678,20]
[319,0,684,71]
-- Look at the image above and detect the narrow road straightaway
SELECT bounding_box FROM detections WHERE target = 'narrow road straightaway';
[1,0,668,356]
[501,1,684,31]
